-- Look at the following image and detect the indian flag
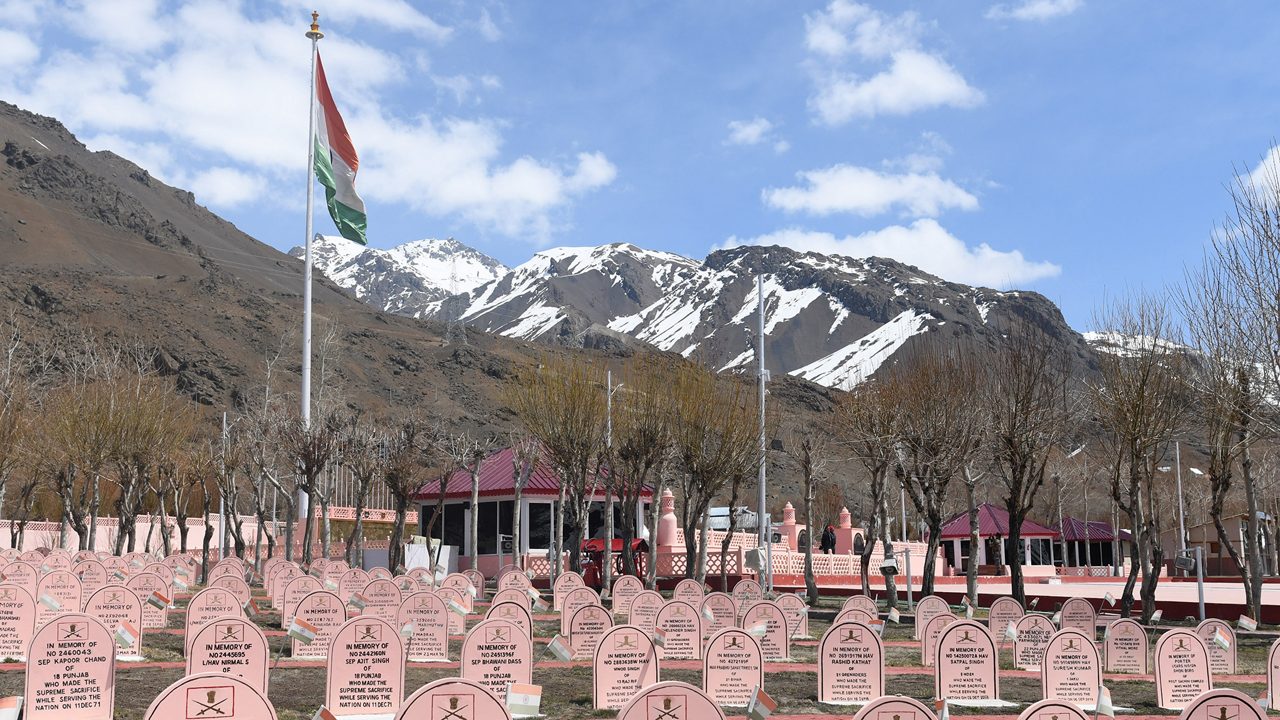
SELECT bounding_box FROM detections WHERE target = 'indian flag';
[888,607,900,623]
[747,686,777,720]
[1212,626,1232,651]
[289,616,319,645]
[544,634,573,661]
[313,53,367,245]
[146,591,170,610]
[1095,685,1115,717]
[507,683,543,717]
[114,621,139,649]
[1238,615,1257,632]
[935,698,950,720]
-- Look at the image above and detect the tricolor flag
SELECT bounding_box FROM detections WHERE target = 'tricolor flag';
[146,590,170,610]
[128,559,144,569]
[289,616,319,645]
[962,597,974,620]
[114,621,139,649]
[1212,626,1232,651]
[311,706,337,720]
[524,568,536,580]
[324,579,338,591]
[37,593,62,611]
[868,619,886,637]
[110,570,127,581]
[1149,609,1162,624]
[747,624,768,639]
[544,634,574,661]
[175,566,191,578]
[245,598,262,616]
[174,577,190,592]
[935,698,950,720]
[1238,615,1258,632]
[1029,597,1040,609]
[1095,684,1115,718]
[445,597,469,618]
[312,53,367,245]
[652,628,667,647]
[507,683,543,717]
[348,593,368,610]
[399,622,415,642]
[888,607,901,624]
[466,584,478,599]
[532,596,549,612]
[40,563,52,574]
[701,604,715,623]
[746,686,778,720]
[1004,622,1018,642]
[1104,591,1116,607]
[1052,611,1062,626]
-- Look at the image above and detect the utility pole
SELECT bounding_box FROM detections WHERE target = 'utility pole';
[756,275,770,594]
[1175,440,1187,567]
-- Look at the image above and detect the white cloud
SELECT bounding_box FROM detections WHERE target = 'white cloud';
[725,117,789,153]
[804,1,982,123]
[764,164,978,218]
[476,8,502,41]
[66,0,170,54]
[724,220,1060,288]
[188,167,269,207]
[0,0,49,26]
[987,0,1083,22]
[773,140,791,154]
[299,0,451,41]
[0,29,39,66]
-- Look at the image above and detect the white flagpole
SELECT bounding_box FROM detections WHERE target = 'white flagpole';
[299,12,324,541]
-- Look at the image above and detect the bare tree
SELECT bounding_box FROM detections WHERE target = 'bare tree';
[383,415,443,573]
[340,415,383,568]
[280,408,344,564]
[609,358,673,581]
[508,432,539,569]
[786,431,828,605]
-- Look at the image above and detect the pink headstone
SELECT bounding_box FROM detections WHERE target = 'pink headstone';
[326,616,406,717]
[263,561,291,598]
[360,578,404,623]
[322,561,346,592]
[629,590,664,636]
[487,600,534,640]
[2,560,40,601]
[702,628,763,707]
[1196,619,1237,675]
[989,596,1024,644]
[836,607,875,626]
[742,600,790,661]
[24,613,115,720]
[853,696,937,720]
[1017,698,1091,720]
[186,587,245,653]
[553,571,585,611]
[210,575,252,608]
[441,574,476,612]
[921,611,957,667]
[1154,629,1213,710]
[292,590,346,660]
[842,595,879,617]
[1268,638,1279,711]
[1175,688,1267,720]
[73,560,107,609]
[35,569,82,627]
[83,585,143,659]
[569,603,614,660]
[774,593,810,638]
[459,619,532,697]
[1103,618,1149,674]
[405,567,432,587]
[369,566,393,581]
[209,560,245,584]
[281,575,323,629]
[398,591,449,662]
[436,587,469,635]
[672,578,705,604]
[700,592,737,640]
[125,571,168,629]
[337,568,370,607]
[615,680,726,720]
[934,619,1000,701]
[19,549,43,564]
[913,594,950,641]
[462,568,485,601]
[142,562,175,597]
[73,550,97,564]
[1042,628,1101,707]
[394,677,511,720]
[654,600,702,660]
[731,579,762,621]
[593,624,660,710]
[42,552,71,573]
[271,565,302,609]
[101,556,128,582]
[1059,597,1097,636]
[187,616,271,693]
[612,574,644,618]
[1014,613,1057,670]
[497,570,532,592]
[491,587,530,610]
[0,585,35,660]
[394,575,420,595]
[819,620,885,705]
[143,672,276,720]
[559,586,601,635]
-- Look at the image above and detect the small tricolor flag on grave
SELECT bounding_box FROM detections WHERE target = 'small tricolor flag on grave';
[348,593,368,610]
[1238,615,1258,632]
[532,596,549,612]
[1104,591,1116,607]
[129,559,144,569]
[174,577,189,592]
[652,628,667,647]
[1095,684,1115,718]
[1052,611,1062,625]
[962,597,974,619]
[245,598,261,616]
[507,683,543,717]
[309,566,324,578]
[746,686,777,720]
[747,624,768,639]
[146,591,170,610]
[114,621,139,648]
[311,706,337,720]
[545,634,574,661]
[525,568,536,580]
[111,570,127,581]
[701,604,715,623]
[1004,622,1018,642]
[888,607,900,623]
[868,619,886,637]
[289,617,319,645]
[466,584,478,599]
[324,579,338,591]
[399,622,415,642]
[1213,626,1232,651]
[37,593,61,611]
[40,563,52,573]
[1029,597,1040,609]
[445,598,469,618]
[1149,609,1162,624]
[175,566,190,578]
[935,698,950,720]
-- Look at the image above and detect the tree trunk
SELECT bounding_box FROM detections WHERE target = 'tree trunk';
[553,483,566,581]
[300,488,316,565]
[282,501,295,562]
[320,493,331,561]
[803,471,818,605]
[646,486,661,590]
[389,497,408,572]
[1007,520,1025,605]
[201,499,214,584]
[1055,475,1068,568]
[512,486,524,570]
[880,486,897,610]
[695,506,711,584]
[1240,441,1264,621]
[469,470,480,572]
[964,471,979,606]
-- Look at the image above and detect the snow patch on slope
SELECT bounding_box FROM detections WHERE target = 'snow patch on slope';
[789,309,933,389]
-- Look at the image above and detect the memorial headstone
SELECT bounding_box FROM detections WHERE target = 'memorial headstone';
[72,560,107,609]
[142,563,175,597]
[569,603,614,660]
[842,594,879,617]
[593,624,660,710]
[209,560,245,583]
[142,673,276,720]
[731,579,762,621]
[369,566,394,582]
[836,607,876,625]
[394,677,511,720]
[742,600,790,661]
[612,575,644,618]
[1014,613,1057,670]
[487,600,534,640]
[125,571,168,629]
[0,585,35,660]
[672,578,705,604]
[629,590,664,636]
[1196,619,1237,675]
[1175,688,1267,720]
[1103,618,1149,674]
[1016,698,1091,720]
[210,575,252,609]
[393,575,419,595]
[497,570,531,592]
[292,590,346,661]
[775,593,810,638]
[1,561,39,603]
[322,561,346,592]
[934,619,1000,702]
[1060,597,1097,636]
[101,556,129,581]
[35,569,82,627]
[459,619,532,697]
[337,568,370,607]
[462,568,485,601]
[559,586,601,636]
[24,613,115,720]
[1042,628,1102,708]
[359,578,404,623]
[1154,629,1213,710]
[914,594,950,641]
[281,575,324,629]
[271,565,302,609]
[615,681,726,720]
[703,627,763,707]
[654,600,702,660]
[187,617,270,693]
[441,574,476,611]
[700,592,737,640]
[553,571,585,611]
[398,591,449,662]
[325,616,405,717]
[921,611,957,667]
[852,695,937,720]
[1266,638,1279,712]
[491,587,530,610]
[186,587,245,653]
[72,550,97,564]
[989,596,1024,644]
[819,620,885,705]
[42,552,71,573]
[83,585,143,659]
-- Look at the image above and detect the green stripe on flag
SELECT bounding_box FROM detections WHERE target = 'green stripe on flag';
[314,137,367,246]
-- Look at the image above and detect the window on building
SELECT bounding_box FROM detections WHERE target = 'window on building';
[476,500,515,555]
[419,502,466,550]
[528,502,555,550]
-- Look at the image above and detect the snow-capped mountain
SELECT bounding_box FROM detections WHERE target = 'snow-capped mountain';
[287,236,506,318]
[428,243,1088,389]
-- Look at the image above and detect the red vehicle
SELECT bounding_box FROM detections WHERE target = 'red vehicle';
[580,538,649,588]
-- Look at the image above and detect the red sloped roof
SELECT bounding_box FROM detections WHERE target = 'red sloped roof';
[1058,516,1130,542]
[411,447,652,501]
[938,502,1059,540]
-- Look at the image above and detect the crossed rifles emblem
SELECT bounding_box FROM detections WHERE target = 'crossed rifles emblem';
[61,623,83,640]
[841,629,862,643]
[616,634,638,650]
[218,625,242,642]
[192,689,228,716]
[651,696,683,720]
[359,625,381,641]
[725,635,744,650]
[436,695,470,720]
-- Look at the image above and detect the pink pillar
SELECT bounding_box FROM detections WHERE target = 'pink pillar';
[780,502,804,551]
[656,489,680,550]
[833,507,859,554]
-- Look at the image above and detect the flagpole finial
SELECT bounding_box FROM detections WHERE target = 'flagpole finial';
[306,10,324,40]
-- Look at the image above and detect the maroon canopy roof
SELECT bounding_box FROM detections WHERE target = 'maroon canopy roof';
[1058,516,1130,542]
[412,447,652,501]
[937,502,1059,540]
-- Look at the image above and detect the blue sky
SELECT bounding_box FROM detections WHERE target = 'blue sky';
[4,1,1280,329]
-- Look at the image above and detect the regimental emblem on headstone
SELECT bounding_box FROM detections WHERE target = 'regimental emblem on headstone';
[397,678,511,720]
[358,623,382,641]
[615,681,724,720]
[185,686,234,718]
[616,632,639,650]
[1175,688,1267,720]
[820,620,885,705]
[432,693,473,720]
